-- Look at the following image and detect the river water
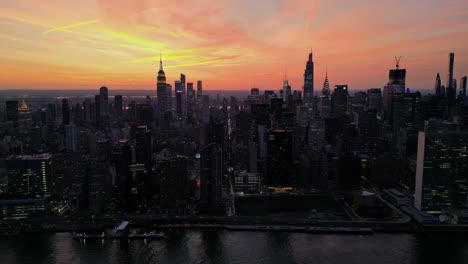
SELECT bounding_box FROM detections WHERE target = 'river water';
[0,230,467,264]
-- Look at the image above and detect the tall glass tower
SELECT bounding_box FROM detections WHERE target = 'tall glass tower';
[303,52,314,107]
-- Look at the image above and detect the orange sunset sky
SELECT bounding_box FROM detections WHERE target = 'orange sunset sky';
[1,0,468,91]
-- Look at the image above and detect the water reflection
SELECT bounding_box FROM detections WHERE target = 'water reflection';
[0,231,467,264]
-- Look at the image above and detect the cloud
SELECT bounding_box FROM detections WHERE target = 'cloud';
[43,19,100,34]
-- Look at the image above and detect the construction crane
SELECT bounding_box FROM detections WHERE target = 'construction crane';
[395,56,401,69]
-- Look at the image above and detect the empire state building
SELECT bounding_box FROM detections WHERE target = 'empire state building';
[157,55,169,114]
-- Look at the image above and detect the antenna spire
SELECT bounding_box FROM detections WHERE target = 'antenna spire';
[159,52,163,71]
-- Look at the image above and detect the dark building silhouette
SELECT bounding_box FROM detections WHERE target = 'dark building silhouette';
[322,71,330,97]
[62,98,70,125]
[266,130,294,190]
[158,155,189,210]
[415,126,468,212]
[461,76,467,102]
[157,55,169,115]
[383,60,406,121]
[6,100,19,127]
[331,85,349,118]
[367,88,382,112]
[176,90,183,119]
[200,144,224,206]
[446,53,456,105]
[113,140,132,212]
[114,95,123,118]
[6,154,52,197]
[303,52,314,106]
[99,86,109,118]
[434,73,443,97]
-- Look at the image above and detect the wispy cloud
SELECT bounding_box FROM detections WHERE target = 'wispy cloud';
[43,19,100,34]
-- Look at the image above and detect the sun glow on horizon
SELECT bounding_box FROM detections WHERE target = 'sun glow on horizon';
[1,0,468,91]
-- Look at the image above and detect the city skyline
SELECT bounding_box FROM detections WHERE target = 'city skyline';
[1,0,468,91]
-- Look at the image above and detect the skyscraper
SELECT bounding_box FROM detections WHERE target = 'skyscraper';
[114,95,123,118]
[157,55,168,114]
[6,154,53,197]
[176,90,183,119]
[187,82,195,119]
[331,85,349,118]
[282,79,291,103]
[383,59,406,121]
[6,100,19,127]
[99,86,109,118]
[446,52,455,105]
[303,52,314,106]
[113,139,132,212]
[367,88,382,112]
[415,126,468,213]
[197,80,203,100]
[175,80,182,93]
[461,76,467,102]
[266,130,294,191]
[434,73,443,97]
[65,124,79,152]
[200,144,224,206]
[62,98,70,125]
[322,71,330,97]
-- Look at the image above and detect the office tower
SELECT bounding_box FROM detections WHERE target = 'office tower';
[47,103,57,124]
[415,126,468,213]
[174,80,182,99]
[283,79,291,102]
[87,158,107,213]
[197,80,202,100]
[303,52,314,106]
[383,59,406,121]
[251,103,270,127]
[251,88,259,96]
[180,74,186,94]
[114,95,123,118]
[200,144,224,206]
[6,154,52,197]
[132,103,153,124]
[6,100,19,127]
[270,97,283,123]
[94,95,100,126]
[175,80,182,93]
[434,73,443,97]
[70,156,106,212]
[17,99,31,128]
[62,98,70,125]
[99,86,109,117]
[176,91,183,119]
[367,88,382,112]
[158,155,189,208]
[157,55,168,115]
[64,124,78,152]
[446,53,455,105]
[266,130,294,190]
[461,76,467,102]
[234,171,260,194]
[331,85,349,118]
[391,93,417,133]
[82,99,92,122]
[202,95,210,123]
[322,71,330,97]
[133,125,152,166]
[113,140,132,211]
[187,82,195,118]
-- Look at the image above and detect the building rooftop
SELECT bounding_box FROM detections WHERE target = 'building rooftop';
[7,153,52,160]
